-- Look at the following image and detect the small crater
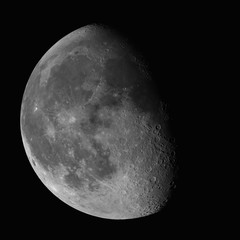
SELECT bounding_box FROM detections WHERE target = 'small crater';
[87,177,101,192]
[67,148,75,158]
[31,159,36,167]
[68,46,89,59]
[122,190,127,195]
[151,176,157,183]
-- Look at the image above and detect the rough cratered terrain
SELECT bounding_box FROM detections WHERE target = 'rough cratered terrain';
[20,25,176,219]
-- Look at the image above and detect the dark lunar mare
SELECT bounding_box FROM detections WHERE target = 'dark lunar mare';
[21,39,124,190]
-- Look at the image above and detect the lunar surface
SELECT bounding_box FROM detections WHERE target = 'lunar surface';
[20,25,176,219]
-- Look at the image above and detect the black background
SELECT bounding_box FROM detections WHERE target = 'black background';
[4,2,217,238]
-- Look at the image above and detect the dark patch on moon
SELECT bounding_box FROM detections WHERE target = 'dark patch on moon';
[102,51,163,122]
[104,56,139,90]
[64,169,85,190]
[41,55,94,108]
[88,139,117,180]
[99,93,122,109]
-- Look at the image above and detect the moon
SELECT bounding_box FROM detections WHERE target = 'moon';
[20,24,176,219]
